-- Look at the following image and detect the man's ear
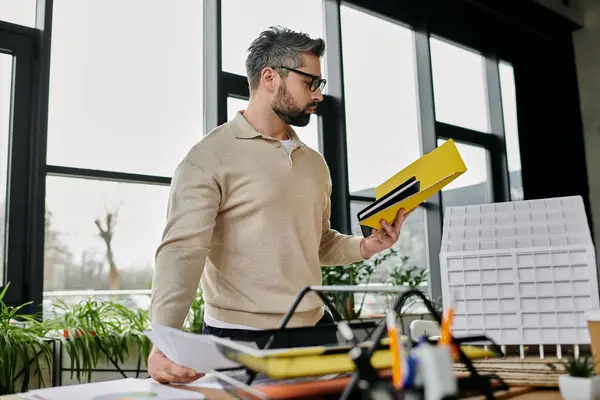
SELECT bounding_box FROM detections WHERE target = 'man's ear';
[260,67,278,92]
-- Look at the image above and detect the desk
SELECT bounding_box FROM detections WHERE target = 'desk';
[179,386,237,400]
[174,385,561,400]
[462,387,561,400]
[0,377,562,400]
[0,387,561,400]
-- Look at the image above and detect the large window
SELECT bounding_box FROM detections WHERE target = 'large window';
[431,37,507,212]
[43,1,204,307]
[341,6,426,289]
[430,37,490,133]
[438,139,491,209]
[0,0,542,315]
[0,53,11,284]
[46,0,204,177]
[341,5,421,197]
[220,0,324,77]
[0,1,36,27]
[499,62,524,201]
[44,177,169,309]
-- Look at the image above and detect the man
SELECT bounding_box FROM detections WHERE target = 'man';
[148,26,409,384]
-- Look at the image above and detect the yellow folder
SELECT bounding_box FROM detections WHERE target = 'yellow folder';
[212,336,496,379]
[359,139,467,232]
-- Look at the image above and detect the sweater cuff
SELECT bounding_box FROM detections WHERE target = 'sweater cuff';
[348,235,366,262]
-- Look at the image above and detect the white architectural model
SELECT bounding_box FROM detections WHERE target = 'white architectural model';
[440,196,599,357]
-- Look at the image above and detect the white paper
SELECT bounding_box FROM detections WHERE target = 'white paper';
[145,323,240,373]
[18,378,205,399]
[169,374,224,389]
[182,380,224,389]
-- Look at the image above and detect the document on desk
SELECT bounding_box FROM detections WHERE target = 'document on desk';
[144,323,241,372]
[18,378,206,399]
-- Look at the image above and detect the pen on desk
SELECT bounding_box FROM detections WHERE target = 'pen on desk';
[403,350,418,389]
[439,304,454,346]
[439,292,458,359]
[386,310,402,390]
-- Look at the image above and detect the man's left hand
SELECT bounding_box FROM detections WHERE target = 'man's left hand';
[360,208,410,259]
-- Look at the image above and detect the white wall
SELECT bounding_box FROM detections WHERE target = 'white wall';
[573,0,600,261]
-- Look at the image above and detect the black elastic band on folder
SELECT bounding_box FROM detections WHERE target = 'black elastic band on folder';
[357,178,420,237]
[356,176,418,221]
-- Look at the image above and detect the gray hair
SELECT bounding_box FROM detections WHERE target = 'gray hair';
[245,26,325,92]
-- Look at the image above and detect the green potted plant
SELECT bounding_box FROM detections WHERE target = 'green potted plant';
[53,298,117,382]
[0,283,53,395]
[109,304,151,375]
[321,261,373,320]
[52,297,150,383]
[387,255,428,290]
[50,291,210,384]
[386,254,431,313]
[558,353,600,400]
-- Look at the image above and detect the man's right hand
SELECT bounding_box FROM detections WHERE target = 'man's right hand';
[148,346,204,384]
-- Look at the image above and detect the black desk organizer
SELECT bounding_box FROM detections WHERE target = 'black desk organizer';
[210,285,509,400]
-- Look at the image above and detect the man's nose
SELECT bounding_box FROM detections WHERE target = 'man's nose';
[312,89,324,103]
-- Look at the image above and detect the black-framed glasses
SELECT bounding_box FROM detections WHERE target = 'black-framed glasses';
[272,66,327,92]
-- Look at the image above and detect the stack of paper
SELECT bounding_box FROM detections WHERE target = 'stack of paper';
[144,323,240,373]
[18,378,206,399]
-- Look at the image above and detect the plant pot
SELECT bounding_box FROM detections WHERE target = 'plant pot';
[63,328,96,339]
[559,374,600,400]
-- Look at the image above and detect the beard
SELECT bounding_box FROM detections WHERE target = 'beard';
[271,83,316,127]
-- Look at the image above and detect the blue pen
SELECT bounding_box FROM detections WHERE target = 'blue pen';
[403,353,418,389]
[403,336,429,389]
[402,336,425,389]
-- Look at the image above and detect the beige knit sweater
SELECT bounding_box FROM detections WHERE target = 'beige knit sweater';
[149,112,364,330]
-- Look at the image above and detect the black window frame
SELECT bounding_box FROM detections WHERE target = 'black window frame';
[0,0,589,310]
[0,23,38,308]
